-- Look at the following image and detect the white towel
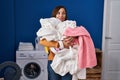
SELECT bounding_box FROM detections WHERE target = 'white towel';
[36,17,86,79]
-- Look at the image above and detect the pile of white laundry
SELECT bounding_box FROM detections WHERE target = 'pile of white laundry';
[36,17,86,80]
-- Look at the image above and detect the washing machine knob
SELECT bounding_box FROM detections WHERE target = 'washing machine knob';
[29,53,34,57]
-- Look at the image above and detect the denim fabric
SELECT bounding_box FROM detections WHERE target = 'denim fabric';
[48,60,72,80]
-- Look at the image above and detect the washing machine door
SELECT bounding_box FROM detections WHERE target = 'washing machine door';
[23,62,40,79]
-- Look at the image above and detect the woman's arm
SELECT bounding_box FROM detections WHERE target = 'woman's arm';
[39,39,60,48]
[40,36,76,49]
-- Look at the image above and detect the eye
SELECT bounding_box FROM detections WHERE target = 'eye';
[62,12,66,15]
[57,12,60,15]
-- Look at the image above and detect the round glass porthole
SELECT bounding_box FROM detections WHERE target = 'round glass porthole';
[24,62,41,79]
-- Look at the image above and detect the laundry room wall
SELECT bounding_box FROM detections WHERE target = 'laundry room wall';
[0,0,15,63]
[0,0,104,63]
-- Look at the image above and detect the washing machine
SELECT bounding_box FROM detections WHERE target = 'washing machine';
[16,48,48,80]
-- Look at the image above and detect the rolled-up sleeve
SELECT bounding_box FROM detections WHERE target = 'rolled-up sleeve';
[39,39,60,48]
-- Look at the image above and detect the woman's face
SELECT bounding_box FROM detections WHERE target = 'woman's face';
[56,8,66,22]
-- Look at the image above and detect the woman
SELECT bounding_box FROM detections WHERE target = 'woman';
[39,5,75,80]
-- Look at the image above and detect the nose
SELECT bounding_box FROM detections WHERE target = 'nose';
[59,13,63,17]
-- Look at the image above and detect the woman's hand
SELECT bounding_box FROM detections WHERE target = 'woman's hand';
[62,36,77,48]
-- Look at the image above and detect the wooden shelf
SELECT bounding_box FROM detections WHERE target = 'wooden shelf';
[78,49,102,80]
[86,78,101,80]
[86,48,102,80]
[87,68,101,74]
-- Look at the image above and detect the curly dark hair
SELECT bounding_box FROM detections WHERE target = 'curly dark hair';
[51,5,68,20]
